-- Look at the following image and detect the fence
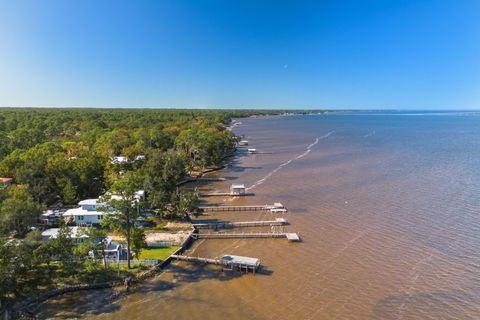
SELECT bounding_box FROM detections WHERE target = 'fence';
[105,259,159,265]
[147,242,173,248]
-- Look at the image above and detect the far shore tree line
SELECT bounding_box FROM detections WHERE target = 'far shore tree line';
[0,108,310,310]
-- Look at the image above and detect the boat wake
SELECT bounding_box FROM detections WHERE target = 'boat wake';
[246,131,334,191]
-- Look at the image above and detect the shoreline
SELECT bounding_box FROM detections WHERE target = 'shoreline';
[11,147,240,318]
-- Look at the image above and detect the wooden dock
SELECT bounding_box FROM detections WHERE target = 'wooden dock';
[188,177,226,182]
[199,203,286,212]
[199,192,254,197]
[193,218,288,229]
[177,177,226,186]
[192,232,301,242]
[171,254,260,273]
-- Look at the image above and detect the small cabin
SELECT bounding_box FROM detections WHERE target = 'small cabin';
[230,184,246,195]
[247,148,257,154]
[238,140,249,146]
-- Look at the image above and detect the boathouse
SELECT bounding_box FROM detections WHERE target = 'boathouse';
[238,140,249,146]
[230,184,246,195]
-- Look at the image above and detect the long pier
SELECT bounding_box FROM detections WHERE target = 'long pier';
[171,254,260,273]
[199,192,255,197]
[192,232,300,242]
[199,203,286,212]
[193,218,287,229]
[177,177,226,186]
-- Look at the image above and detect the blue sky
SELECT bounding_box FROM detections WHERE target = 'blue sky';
[0,0,479,109]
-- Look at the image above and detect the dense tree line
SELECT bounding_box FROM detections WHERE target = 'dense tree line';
[0,108,301,206]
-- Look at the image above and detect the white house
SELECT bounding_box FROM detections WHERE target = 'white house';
[42,227,122,258]
[41,226,89,244]
[63,199,110,225]
[64,190,146,226]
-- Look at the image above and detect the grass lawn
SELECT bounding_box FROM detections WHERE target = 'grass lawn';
[138,246,179,260]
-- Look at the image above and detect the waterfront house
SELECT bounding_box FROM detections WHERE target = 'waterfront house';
[63,198,110,225]
[41,226,89,244]
[0,177,12,188]
[42,227,122,258]
[64,190,146,225]
[230,184,246,195]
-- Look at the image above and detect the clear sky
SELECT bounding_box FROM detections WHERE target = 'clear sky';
[0,0,479,109]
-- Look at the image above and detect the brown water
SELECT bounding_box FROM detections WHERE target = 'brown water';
[38,112,480,319]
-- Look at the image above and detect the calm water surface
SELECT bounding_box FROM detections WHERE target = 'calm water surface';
[39,112,480,319]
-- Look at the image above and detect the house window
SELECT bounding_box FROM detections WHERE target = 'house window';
[78,215,84,221]
[98,215,102,220]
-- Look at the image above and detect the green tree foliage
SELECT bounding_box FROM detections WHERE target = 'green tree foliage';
[101,172,141,269]
[174,191,199,219]
[131,228,146,260]
[0,232,41,307]
[39,225,82,275]
[0,108,312,305]
[76,228,108,272]
[0,186,44,237]
[0,108,307,206]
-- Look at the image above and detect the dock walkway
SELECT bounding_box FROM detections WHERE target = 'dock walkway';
[193,218,287,229]
[199,192,254,197]
[171,254,260,272]
[199,203,285,212]
[192,232,301,242]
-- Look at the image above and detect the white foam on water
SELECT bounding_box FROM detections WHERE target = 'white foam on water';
[246,131,334,191]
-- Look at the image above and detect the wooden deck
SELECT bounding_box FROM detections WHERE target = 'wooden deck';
[192,232,301,242]
[198,204,286,212]
[199,192,254,197]
[177,177,226,186]
[193,218,287,229]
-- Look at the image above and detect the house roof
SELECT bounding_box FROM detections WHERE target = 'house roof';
[41,226,89,239]
[63,207,107,216]
[78,198,104,206]
[0,178,12,182]
[220,255,259,267]
[105,190,145,201]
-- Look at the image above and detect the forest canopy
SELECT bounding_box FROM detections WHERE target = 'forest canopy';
[0,108,310,206]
